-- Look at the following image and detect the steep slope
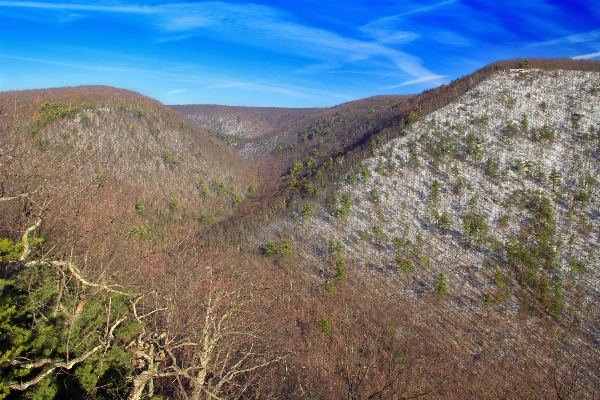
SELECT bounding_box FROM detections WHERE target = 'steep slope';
[256,67,600,397]
[194,94,416,244]
[0,86,256,274]
[200,59,600,249]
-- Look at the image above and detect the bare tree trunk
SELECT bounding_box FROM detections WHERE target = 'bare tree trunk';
[129,356,159,400]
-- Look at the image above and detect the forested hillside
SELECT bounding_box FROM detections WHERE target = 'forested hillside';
[256,66,600,397]
[1,60,599,399]
[0,87,265,399]
[170,104,321,142]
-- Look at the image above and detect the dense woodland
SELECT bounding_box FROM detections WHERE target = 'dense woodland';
[1,58,599,399]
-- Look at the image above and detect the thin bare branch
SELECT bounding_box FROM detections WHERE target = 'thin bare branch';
[25,259,134,297]
[0,189,38,203]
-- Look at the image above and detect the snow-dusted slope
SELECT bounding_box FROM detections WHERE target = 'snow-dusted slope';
[261,68,600,349]
[311,68,599,291]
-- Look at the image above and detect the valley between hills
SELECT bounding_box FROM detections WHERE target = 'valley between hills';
[1,58,600,399]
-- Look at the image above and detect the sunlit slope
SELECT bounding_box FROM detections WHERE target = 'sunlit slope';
[256,68,600,395]
[0,86,256,266]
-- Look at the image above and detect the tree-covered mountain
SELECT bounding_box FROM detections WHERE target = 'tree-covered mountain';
[1,59,599,399]
[254,65,600,398]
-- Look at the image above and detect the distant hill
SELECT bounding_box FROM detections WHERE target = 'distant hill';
[169,104,322,141]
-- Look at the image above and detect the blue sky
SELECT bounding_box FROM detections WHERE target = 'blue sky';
[1,1,599,107]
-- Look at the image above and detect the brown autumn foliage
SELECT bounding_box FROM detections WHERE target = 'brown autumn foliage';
[170,104,323,140]
[2,59,600,398]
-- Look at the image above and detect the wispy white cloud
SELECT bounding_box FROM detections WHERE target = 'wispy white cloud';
[528,29,600,47]
[357,0,472,54]
[165,3,434,77]
[395,0,457,17]
[1,1,437,81]
[207,82,251,89]
[0,54,128,72]
[359,27,421,45]
[386,74,447,89]
[156,34,196,43]
[172,3,438,80]
[238,84,308,98]
[0,1,156,14]
[433,31,472,47]
[207,80,308,98]
[572,51,600,60]
[206,78,355,101]
[0,35,358,106]
[360,0,457,43]
[57,12,87,24]
[363,0,457,30]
